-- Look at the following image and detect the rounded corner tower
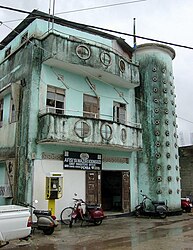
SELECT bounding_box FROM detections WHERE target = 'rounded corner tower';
[134,43,181,213]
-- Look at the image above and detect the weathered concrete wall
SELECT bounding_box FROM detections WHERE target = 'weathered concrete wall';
[134,43,181,211]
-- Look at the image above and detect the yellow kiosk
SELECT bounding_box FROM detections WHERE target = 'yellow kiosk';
[45,172,63,215]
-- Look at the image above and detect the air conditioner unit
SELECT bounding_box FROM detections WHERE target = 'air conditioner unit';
[0,185,12,198]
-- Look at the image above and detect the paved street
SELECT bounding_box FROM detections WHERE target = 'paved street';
[3,213,193,250]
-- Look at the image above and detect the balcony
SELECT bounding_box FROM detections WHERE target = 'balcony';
[37,113,142,151]
[41,34,140,89]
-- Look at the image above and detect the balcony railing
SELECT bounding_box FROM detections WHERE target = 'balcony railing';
[41,33,140,89]
[37,113,142,151]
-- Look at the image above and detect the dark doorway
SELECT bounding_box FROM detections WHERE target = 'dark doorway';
[101,171,122,211]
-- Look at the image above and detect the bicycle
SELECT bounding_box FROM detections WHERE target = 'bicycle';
[60,197,83,225]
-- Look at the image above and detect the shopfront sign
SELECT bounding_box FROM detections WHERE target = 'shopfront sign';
[63,151,102,170]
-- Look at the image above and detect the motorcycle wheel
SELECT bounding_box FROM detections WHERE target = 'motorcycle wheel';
[134,210,140,217]
[185,207,191,213]
[94,219,102,225]
[60,207,74,225]
[159,212,167,219]
[43,227,54,235]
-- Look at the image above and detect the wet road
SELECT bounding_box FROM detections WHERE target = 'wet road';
[3,213,193,250]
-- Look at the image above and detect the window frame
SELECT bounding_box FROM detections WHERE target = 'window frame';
[46,86,65,115]
[113,101,126,124]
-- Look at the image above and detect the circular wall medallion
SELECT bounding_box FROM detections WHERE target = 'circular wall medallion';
[165,119,169,125]
[155,141,161,147]
[166,141,170,147]
[156,176,162,182]
[153,98,159,103]
[154,108,159,113]
[167,165,171,170]
[100,123,112,141]
[119,59,126,72]
[155,130,160,136]
[74,120,91,138]
[152,67,157,72]
[100,51,111,66]
[152,76,158,82]
[76,44,91,60]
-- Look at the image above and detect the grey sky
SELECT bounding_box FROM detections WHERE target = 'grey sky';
[0,0,192,145]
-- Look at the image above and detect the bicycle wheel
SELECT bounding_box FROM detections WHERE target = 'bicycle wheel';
[60,207,74,225]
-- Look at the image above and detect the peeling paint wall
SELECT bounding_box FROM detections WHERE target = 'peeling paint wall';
[135,44,181,211]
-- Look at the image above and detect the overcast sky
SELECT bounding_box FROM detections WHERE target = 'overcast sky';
[0,0,193,146]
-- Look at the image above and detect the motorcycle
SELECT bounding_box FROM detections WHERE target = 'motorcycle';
[134,194,168,219]
[69,197,105,227]
[181,198,192,213]
[19,201,58,235]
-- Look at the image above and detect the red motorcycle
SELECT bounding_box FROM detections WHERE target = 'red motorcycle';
[69,197,105,227]
[181,198,192,213]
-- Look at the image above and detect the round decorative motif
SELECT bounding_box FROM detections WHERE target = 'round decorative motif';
[165,130,170,136]
[162,79,167,84]
[176,165,179,170]
[177,189,180,194]
[156,189,162,194]
[119,59,126,72]
[155,130,160,136]
[171,90,174,95]
[166,141,170,147]
[174,143,178,148]
[100,123,112,141]
[167,176,172,182]
[153,88,158,93]
[176,176,179,181]
[155,141,161,147]
[100,51,111,66]
[165,119,169,125]
[162,68,166,73]
[175,154,178,159]
[152,76,158,82]
[74,120,91,138]
[163,88,167,93]
[121,128,127,142]
[76,44,91,60]
[166,153,170,158]
[174,133,177,138]
[156,176,162,182]
[155,152,161,158]
[153,98,159,103]
[163,98,168,104]
[168,189,172,194]
[172,111,175,116]
[171,100,174,105]
[154,108,159,113]
[167,165,171,170]
[165,109,169,114]
[152,67,157,72]
[156,165,161,170]
[173,121,176,127]
[154,120,160,125]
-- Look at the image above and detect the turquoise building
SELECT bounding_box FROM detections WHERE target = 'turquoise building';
[0,10,180,217]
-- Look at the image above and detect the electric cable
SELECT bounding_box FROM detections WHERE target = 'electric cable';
[1,12,193,126]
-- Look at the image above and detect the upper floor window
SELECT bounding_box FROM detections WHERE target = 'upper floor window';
[0,99,3,127]
[113,102,126,124]
[83,94,99,119]
[46,86,65,114]
[4,47,11,58]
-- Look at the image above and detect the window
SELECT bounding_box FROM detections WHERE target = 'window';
[113,102,126,124]
[0,99,3,127]
[46,86,65,114]
[83,94,99,118]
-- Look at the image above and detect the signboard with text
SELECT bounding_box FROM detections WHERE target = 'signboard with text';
[63,151,102,171]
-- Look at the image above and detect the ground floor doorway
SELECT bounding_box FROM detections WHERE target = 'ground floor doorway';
[101,171,130,212]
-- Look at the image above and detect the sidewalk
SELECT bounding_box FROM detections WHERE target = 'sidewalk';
[4,212,193,249]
